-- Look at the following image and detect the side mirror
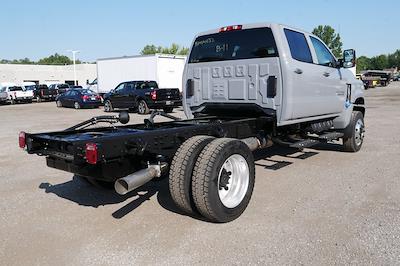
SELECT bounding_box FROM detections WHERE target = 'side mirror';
[118,111,130,124]
[343,49,356,68]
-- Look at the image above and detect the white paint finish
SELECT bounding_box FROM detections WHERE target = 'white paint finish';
[97,54,186,94]
[0,64,96,86]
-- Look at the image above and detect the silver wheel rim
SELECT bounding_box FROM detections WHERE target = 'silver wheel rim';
[217,154,249,208]
[355,119,365,146]
[139,101,145,113]
[57,101,61,107]
[74,102,79,109]
[105,101,110,112]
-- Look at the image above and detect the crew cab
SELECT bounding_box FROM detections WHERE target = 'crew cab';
[0,83,34,104]
[20,23,365,223]
[30,84,58,102]
[103,80,182,114]
[48,83,71,95]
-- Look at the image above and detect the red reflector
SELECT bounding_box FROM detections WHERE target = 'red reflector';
[19,131,26,149]
[85,143,98,164]
[150,91,157,100]
[220,25,242,32]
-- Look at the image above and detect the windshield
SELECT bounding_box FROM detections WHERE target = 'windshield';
[58,84,70,89]
[189,27,278,63]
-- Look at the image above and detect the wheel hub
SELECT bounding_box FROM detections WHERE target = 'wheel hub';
[219,169,231,190]
[354,119,365,146]
[217,154,250,208]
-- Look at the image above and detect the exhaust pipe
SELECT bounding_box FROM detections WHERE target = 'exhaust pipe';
[115,163,167,195]
[241,136,272,151]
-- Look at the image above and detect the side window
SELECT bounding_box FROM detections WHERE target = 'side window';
[114,83,125,93]
[136,82,144,89]
[310,36,336,67]
[284,29,313,63]
[125,82,135,91]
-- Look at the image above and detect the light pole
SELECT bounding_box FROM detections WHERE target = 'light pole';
[67,50,80,86]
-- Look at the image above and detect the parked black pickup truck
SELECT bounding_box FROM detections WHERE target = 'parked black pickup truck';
[103,80,182,114]
[33,84,58,102]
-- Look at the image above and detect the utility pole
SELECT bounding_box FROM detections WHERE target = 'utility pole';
[67,50,80,86]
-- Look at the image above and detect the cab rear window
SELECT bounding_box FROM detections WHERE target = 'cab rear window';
[189,27,278,63]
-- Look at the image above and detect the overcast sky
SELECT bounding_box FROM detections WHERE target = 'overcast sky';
[1,0,398,62]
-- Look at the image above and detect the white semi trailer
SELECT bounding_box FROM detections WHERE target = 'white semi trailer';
[96,54,186,96]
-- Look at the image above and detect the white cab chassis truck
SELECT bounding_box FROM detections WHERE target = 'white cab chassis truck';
[22,23,365,223]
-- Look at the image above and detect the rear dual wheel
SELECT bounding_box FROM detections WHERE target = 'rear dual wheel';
[169,137,255,223]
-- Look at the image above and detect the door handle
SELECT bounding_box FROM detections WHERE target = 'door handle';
[323,72,330,77]
[294,68,303,74]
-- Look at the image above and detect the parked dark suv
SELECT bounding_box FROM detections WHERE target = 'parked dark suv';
[103,80,182,114]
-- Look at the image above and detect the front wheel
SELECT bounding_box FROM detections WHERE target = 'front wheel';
[343,111,365,152]
[138,100,150,115]
[192,138,255,223]
[56,100,62,107]
[36,96,42,103]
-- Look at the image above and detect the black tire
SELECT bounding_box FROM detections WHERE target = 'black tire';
[163,107,173,113]
[104,100,113,112]
[343,111,365,152]
[192,138,255,223]
[56,100,62,107]
[169,135,215,214]
[138,100,150,114]
[74,101,81,109]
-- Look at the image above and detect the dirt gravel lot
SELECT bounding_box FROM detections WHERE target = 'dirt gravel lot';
[1,84,400,265]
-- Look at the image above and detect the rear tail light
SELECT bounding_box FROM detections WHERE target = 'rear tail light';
[19,131,26,149]
[85,143,98,164]
[41,89,44,96]
[219,25,242,32]
[150,91,157,100]
[82,95,89,101]
[95,95,101,100]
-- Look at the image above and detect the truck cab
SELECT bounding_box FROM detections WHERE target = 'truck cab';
[183,23,364,130]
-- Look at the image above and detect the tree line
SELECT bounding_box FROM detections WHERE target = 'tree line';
[0,53,81,65]
[356,51,400,72]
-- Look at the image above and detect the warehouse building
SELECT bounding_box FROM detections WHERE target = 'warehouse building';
[0,63,96,86]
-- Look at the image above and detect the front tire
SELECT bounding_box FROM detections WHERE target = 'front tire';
[56,100,62,107]
[343,111,365,152]
[169,135,215,214]
[192,138,255,223]
[138,100,150,114]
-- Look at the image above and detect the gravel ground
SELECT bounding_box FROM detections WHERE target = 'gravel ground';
[1,84,400,265]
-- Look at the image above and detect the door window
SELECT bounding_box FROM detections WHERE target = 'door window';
[284,29,313,63]
[114,83,125,93]
[310,36,337,67]
[125,82,135,91]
